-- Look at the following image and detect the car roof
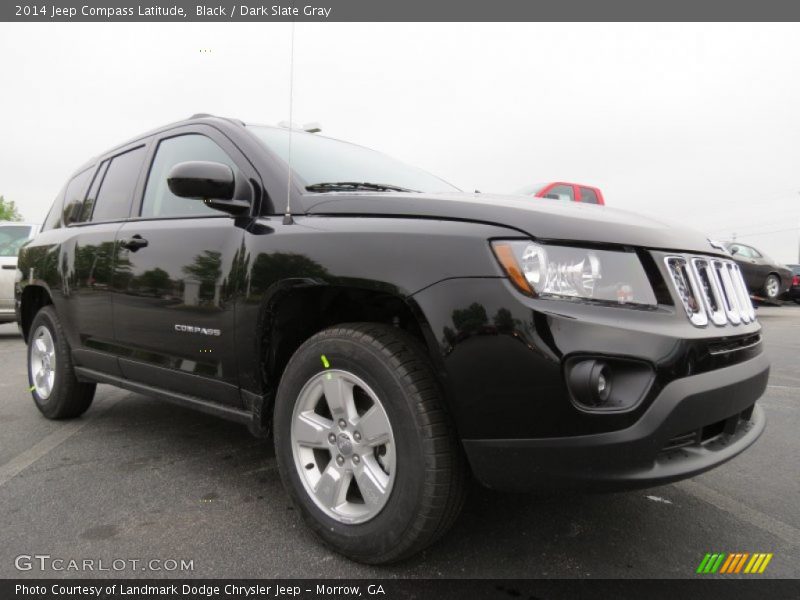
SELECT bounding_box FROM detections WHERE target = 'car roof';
[69,113,251,177]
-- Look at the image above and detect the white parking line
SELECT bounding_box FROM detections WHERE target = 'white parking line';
[676,479,800,547]
[0,399,116,489]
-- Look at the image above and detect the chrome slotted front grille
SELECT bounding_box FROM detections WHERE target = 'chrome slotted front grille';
[664,255,755,327]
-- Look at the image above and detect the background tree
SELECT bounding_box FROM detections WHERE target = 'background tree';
[0,195,23,221]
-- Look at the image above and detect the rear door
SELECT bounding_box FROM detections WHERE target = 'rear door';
[111,125,257,407]
[57,143,149,374]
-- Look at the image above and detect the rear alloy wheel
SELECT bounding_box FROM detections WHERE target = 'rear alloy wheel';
[763,274,781,300]
[27,306,96,419]
[274,323,466,564]
[30,325,57,400]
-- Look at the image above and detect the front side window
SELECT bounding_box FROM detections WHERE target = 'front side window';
[0,225,32,257]
[90,146,146,222]
[544,184,575,201]
[247,126,459,194]
[141,134,237,218]
[729,244,751,258]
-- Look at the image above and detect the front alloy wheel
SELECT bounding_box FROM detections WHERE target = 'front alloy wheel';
[274,323,466,564]
[291,369,396,524]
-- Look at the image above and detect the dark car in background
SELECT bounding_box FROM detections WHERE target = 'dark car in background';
[724,242,792,302]
[787,264,800,304]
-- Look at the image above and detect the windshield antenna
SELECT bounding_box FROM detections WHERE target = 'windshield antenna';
[283,21,296,225]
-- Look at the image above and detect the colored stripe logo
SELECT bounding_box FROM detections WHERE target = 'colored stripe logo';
[696,552,773,574]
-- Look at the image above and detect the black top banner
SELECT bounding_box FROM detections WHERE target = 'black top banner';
[3,0,800,22]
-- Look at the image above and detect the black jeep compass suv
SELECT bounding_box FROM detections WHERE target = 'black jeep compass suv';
[16,115,767,564]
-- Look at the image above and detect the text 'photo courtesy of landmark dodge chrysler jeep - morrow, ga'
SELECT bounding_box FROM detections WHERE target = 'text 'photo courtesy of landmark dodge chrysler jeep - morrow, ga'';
[16,115,768,564]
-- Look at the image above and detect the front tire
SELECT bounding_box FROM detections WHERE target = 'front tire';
[763,274,781,301]
[27,306,95,419]
[273,323,466,564]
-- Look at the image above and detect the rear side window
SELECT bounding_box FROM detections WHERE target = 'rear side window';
[0,225,32,257]
[79,161,110,223]
[42,186,66,232]
[90,146,146,222]
[54,168,93,228]
[141,134,238,218]
[579,187,600,204]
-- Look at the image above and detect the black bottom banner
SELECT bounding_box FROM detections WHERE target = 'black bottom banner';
[3,579,796,600]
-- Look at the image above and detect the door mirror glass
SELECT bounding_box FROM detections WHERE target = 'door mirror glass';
[167,161,235,201]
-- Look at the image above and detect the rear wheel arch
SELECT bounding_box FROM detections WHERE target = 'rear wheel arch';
[19,285,53,342]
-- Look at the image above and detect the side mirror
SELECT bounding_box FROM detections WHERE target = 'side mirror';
[167,161,250,215]
[168,161,235,200]
[729,246,740,256]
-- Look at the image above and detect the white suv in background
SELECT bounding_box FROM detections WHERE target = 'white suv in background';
[0,222,39,323]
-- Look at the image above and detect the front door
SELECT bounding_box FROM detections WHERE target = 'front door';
[111,127,256,407]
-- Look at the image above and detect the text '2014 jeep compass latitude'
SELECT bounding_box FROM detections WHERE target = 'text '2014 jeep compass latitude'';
[17,115,768,564]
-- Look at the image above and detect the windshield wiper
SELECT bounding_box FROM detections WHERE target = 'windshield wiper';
[305,182,419,193]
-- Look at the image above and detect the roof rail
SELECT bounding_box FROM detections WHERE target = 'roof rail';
[188,113,245,126]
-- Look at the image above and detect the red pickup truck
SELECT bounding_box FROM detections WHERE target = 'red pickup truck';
[517,182,605,205]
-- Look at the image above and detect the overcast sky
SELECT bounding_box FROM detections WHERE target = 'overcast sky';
[1,22,799,261]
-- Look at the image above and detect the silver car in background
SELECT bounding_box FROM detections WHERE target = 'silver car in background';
[0,222,38,323]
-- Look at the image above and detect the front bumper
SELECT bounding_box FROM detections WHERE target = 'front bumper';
[463,351,768,491]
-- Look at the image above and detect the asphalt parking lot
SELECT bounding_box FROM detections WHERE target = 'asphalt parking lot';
[0,307,798,579]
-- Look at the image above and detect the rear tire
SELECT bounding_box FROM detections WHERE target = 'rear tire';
[273,323,466,564]
[763,274,781,301]
[27,306,95,419]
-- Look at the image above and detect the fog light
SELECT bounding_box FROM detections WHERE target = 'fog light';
[565,356,654,412]
[568,359,612,407]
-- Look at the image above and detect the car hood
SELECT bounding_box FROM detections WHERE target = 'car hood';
[303,192,725,255]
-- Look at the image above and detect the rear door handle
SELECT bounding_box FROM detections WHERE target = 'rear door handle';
[119,235,148,251]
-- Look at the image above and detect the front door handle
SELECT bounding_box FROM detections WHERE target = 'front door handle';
[119,235,148,251]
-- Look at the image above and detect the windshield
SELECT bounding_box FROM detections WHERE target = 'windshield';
[0,225,32,257]
[514,183,548,196]
[247,126,459,194]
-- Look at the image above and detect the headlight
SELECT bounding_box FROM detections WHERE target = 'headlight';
[491,241,657,306]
